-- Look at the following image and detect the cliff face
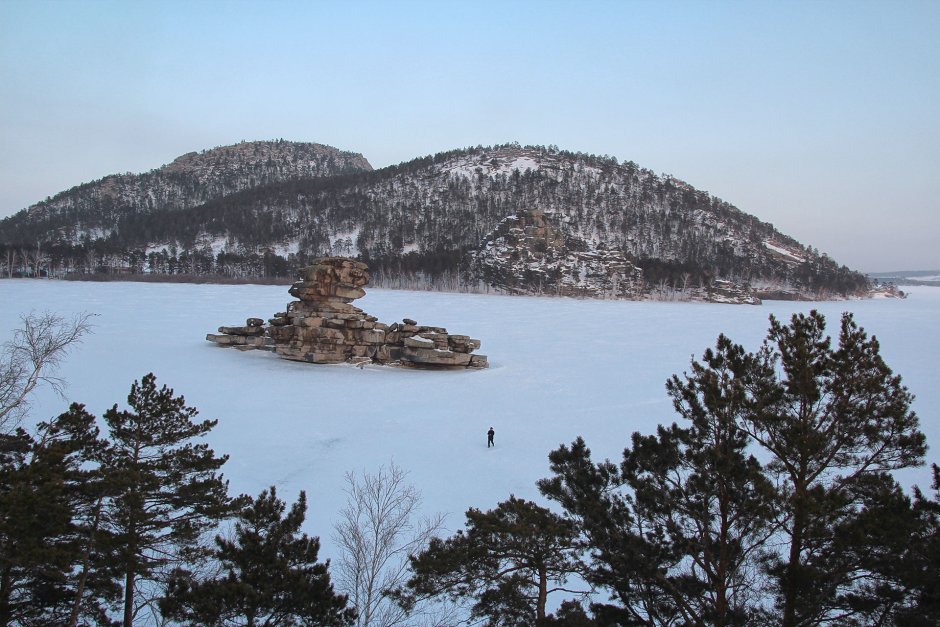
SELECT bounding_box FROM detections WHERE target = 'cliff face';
[470,208,646,300]
[0,142,871,302]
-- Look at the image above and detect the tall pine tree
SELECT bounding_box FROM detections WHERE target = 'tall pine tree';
[101,373,235,626]
[738,312,925,626]
[0,403,112,626]
[539,337,776,625]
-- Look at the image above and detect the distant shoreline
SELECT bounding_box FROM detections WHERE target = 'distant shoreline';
[2,275,919,306]
[866,271,940,287]
[57,274,291,286]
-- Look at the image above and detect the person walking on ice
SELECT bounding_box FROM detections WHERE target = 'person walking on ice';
[487,426,495,448]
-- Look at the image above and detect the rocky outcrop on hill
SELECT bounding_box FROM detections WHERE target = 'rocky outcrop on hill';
[470,208,768,304]
[705,280,762,305]
[206,257,488,369]
[471,208,645,299]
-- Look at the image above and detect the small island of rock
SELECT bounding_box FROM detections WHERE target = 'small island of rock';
[206,257,488,369]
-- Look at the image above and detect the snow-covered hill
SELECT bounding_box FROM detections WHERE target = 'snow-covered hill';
[2,140,371,240]
[1,143,875,301]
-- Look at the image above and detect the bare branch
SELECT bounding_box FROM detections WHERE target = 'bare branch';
[333,461,455,627]
[0,311,94,433]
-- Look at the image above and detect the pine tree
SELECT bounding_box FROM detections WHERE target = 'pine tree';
[539,311,925,626]
[538,339,775,626]
[0,427,50,625]
[739,311,925,626]
[895,464,940,624]
[162,486,355,626]
[824,472,923,623]
[629,333,774,624]
[537,437,674,625]
[100,373,234,626]
[0,404,112,626]
[400,496,585,626]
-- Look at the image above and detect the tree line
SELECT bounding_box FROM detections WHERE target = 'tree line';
[2,310,935,625]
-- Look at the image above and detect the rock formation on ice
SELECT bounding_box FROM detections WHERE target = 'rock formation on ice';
[207,257,488,369]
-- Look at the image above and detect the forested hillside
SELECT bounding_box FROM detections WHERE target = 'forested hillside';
[0,142,873,302]
[0,140,371,268]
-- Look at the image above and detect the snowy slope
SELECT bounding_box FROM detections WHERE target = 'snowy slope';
[2,280,938,568]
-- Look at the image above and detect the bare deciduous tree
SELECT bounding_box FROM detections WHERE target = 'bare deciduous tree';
[3,249,15,278]
[334,462,456,627]
[0,311,94,433]
[32,241,45,277]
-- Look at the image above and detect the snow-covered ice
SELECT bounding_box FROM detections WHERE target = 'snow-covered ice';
[2,280,938,565]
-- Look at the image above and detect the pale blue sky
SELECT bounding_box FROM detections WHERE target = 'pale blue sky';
[1,0,937,271]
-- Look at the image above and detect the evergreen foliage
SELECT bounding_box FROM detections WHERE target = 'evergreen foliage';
[891,464,940,624]
[161,486,355,626]
[0,405,115,626]
[0,371,357,626]
[400,496,585,626]
[444,311,924,626]
[738,312,925,626]
[100,373,236,626]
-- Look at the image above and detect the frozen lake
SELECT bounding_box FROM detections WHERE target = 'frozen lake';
[2,279,938,563]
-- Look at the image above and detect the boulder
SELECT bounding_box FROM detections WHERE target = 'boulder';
[469,354,489,368]
[402,347,472,367]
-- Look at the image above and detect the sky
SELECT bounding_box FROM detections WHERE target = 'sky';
[1,0,937,272]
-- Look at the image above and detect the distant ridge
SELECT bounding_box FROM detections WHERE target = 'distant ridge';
[0,141,886,303]
[867,270,940,287]
[19,140,372,223]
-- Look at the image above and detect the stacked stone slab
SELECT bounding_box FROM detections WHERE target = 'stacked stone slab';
[205,317,272,350]
[206,257,488,369]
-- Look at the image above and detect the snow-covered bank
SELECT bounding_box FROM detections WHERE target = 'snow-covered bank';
[2,279,938,565]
